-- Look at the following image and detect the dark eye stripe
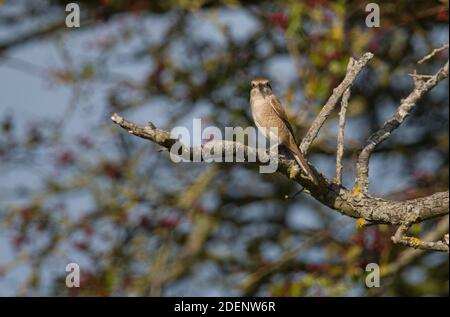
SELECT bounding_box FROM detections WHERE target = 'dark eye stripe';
[251,81,270,87]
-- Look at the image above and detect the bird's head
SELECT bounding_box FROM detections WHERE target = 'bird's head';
[250,77,272,98]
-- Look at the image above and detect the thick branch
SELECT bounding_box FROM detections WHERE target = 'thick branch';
[355,61,449,193]
[111,114,449,228]
[300,52,373,154]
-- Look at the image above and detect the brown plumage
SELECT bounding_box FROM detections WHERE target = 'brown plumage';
[250,78,318,185]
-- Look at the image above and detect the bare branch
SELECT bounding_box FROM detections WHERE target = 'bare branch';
[111,113,272,165]
[300,52,373,154]
[111,113,448,226]
[111,113,177,149]
[382,218,448,277]
[335,89,349,185]
[355,61,449,194]
[417,43,449,64]
[334,59,354,185]
[391,222,449,253]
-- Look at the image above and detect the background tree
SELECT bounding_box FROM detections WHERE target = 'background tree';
[0,0,448,296]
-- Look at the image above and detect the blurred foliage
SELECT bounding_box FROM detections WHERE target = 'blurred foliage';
[0,0,448,296]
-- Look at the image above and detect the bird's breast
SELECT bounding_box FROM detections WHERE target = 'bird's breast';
[250,96,280,141]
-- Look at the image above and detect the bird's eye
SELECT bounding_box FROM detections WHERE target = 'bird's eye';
[251,83,256,88]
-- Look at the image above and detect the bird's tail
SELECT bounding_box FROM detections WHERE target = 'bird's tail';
[291,149,319,185]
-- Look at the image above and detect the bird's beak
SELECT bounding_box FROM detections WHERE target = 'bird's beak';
[257,83,268,97]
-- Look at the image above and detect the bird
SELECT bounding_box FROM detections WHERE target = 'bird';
[250,77,318,185]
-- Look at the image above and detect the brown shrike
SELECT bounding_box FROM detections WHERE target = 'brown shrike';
[250,77,318,185]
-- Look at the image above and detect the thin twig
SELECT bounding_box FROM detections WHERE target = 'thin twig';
[334,59,354,185]
[417,43,449,64]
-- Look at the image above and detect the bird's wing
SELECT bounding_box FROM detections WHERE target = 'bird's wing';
[268,95,298,143]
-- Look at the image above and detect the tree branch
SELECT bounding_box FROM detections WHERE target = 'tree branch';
[417,43,449,64]
[334,59,354,185]
[300,52,373,154]
[381,218,448,276]
[355,61,449,194]
[391,222,449,253]
[111,114,449,226]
